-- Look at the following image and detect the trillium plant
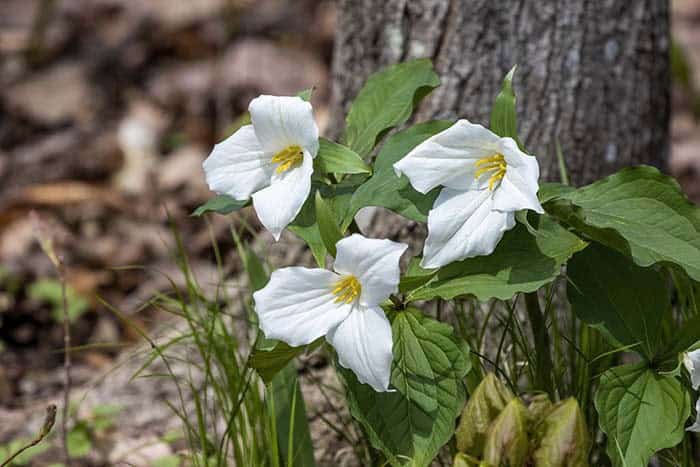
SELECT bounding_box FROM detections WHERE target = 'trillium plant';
[196,60,700,467]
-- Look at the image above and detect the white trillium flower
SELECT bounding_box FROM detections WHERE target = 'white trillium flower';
[253,234,408,392]
[393,119,544,269]
[684,349,700,390]
[202,95,319,240]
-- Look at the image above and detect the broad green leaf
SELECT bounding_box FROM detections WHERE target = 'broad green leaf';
[270,363,316,467]
[238,242,269,292]
[532,398,588,467]
[408,215,587,302]
[482,399,529,467]
[455,373,515,457]
[290,183,354,267]
[567,243,669,359]
[489,65,520,146]
[315,138,371,175]
[342,59,441,158]
[595,363,690,467]
[342,309,470,467]
[250,340,321,383]
[315,191,343,257]
[192,194,248,216]
[545,165,700,281]
[537,182,575,204]
[349,120,453,225]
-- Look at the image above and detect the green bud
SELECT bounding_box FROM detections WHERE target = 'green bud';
[482,398,530,467]
[456,373,515,456]
[527,393,554,427]
[532,398,589,467]
[453,453,485,467]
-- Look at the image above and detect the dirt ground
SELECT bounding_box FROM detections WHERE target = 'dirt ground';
[1,0,699,465]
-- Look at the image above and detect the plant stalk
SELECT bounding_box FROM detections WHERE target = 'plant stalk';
[524,292,554,397]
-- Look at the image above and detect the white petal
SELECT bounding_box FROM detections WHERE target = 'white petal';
[249,95,319,156]
[688,399,700,432]
[202,125,274,200]
[253,267,353,347]
[492,138,544,213]
[393,119,501,194]
[333,234,408,306]
[327,305,393,392]
[685,349,700,390]
[252,151,313,240]
[421,188,516,269]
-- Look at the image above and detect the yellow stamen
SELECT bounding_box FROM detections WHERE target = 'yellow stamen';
[474,153,507,190]
[271,145,304,173]
[331,275,361,304]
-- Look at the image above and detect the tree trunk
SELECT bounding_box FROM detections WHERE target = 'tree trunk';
[329,0,670,186]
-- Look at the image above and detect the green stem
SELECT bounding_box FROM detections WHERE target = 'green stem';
[524,292,554,397]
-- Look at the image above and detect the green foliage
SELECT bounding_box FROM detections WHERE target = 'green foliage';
[66,427,92,457]
[192,194,248,216]
[489,65,521,146]
[349,120,453,224]
[269,363,316,467]
[342,309,470,466]
[28,279,88,322]
[406,215,587,301]
[250,340,321,383]
[342,59,441,158]
[546,165,700,281]
[595,363,690,467]
[314,191,343,258]
[455,375,589,467]
[315,138,371,176]
[567,243,670,359]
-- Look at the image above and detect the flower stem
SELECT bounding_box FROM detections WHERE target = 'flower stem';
[524,292,554,397]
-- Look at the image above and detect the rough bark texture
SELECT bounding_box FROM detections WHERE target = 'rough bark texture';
[329,0,670,186]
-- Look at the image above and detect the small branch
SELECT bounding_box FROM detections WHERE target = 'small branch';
[60,272,72,466]
[1,405,56,467]
[31,212,72,466]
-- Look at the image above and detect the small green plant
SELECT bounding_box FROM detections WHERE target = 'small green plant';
[27,279,88,323]
[172,58,700,466]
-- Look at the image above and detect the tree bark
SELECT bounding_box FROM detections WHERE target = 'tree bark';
[329,0,670,186]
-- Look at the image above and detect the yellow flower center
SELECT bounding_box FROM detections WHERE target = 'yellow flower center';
[271,145,304,173]
[331,275,361,304]
[474,153,507,190]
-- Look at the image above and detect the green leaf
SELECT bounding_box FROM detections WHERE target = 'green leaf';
[532,398,589,467]
[342,309,470,467]
[269,363,316,467]
[545,165,700,281]
[315,138,371,175]
[250,340,322,383]
[349,120,453,225]
[567,243,669,359]
[28,279,88,323]
[482,399,529,467]
[489,65,520,146]
[315,191,343,258]
[238,242,269,292]
[67,426,92,457]
[290,183,355,266]
[595,363,690,467]
[455,373,515,457]
[408,215,587,302]
[192,195,248,216]
[297,88,313,102]
[537,182,575,204]
[342,59,441,158]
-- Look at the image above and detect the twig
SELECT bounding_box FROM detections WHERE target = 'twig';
[31,212,72,466]
[0,405,56,467]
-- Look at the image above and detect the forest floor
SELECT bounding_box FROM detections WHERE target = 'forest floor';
[1,0,700,466]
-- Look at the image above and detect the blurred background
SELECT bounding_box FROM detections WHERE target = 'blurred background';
[0,0,699,465]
